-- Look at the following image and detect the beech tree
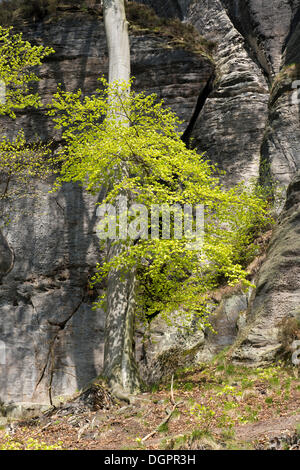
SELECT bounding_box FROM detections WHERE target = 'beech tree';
[49,80,272,396]
[102,0,140,398]
[47,1,272,399]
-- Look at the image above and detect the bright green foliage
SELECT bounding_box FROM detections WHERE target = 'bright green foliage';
[48,78,272,329]
[0,26,54,118]
[0,435,64,450]
[0,131,53,206]
[0,27,54,214]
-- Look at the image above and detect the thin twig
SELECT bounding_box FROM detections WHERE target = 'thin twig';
[170,374,175,405]
[48,345,55,406]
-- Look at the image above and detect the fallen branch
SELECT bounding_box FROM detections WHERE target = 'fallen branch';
[141,401,182,442]
[31,421,52,439]
[142,376,181,442]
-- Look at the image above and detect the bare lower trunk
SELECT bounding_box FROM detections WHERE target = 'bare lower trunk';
[102,0,140,395]
[104,0,130,84]
[103,251,140,395]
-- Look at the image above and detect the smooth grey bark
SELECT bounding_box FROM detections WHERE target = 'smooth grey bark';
[103,249,140,396]
[102,0,140,396]
[103,0,130,84]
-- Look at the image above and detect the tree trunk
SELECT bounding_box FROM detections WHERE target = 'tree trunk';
[104,0,130,84]
[102,0,140,397]
[103,249,140,396]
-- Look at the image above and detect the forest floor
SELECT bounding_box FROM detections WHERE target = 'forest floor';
[0,361,300,450]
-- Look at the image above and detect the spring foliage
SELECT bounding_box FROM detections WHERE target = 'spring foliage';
[48,78,272,329]
[0,26,54,118]
[0,26,54,208]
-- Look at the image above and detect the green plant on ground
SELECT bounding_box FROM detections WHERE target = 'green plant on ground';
[265,397,273,405]
[238,406,259,425]
[190,428,213,443]
[189,403,216,432]
[254,365,281,384]
[225,364,236,375]
[162,428,214,450]
[161,434,187,450]
[218,411,235,426]
[220,427,236,441]
[171,408,181,420]
[0,435,64,450]
[133,437,146,449]
[151,384,159,393]
[157,421,169,434]
[183,382,194,391]
[216,384,242,399]
[223,401,238,411]
[241,377,254,389]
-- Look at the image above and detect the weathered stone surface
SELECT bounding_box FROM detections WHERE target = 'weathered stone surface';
[1,1,300,401]
[135,0,191,20]
[185,0,300,365]
[1,12,213,141]
[221,0,298,77]
[0,232,14,279]
[0,402,50,420]
[196,292,249,363]
[186,0,269,185]
[136,314,205,385]
[0,180,106,403]
[136,1,300,187]
[261,59,300,189]
[137,291,248,383]
[232,172,300,364]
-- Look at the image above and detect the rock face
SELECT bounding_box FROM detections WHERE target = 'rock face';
[0,9,213,404]
[137,290,249,384]
[191,0,300,188]
[1,1,300,404]
[135,0,191,20]
[187,0,269,185]
[1,11,213,141]
[0,180,105,403]
[136,314,205,386]
[186,0,300,364]
[232,172,300,364]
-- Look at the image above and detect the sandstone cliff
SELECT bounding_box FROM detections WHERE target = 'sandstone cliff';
[0,0,300,404]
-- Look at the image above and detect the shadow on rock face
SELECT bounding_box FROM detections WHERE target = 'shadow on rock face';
[0,231,14,280]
